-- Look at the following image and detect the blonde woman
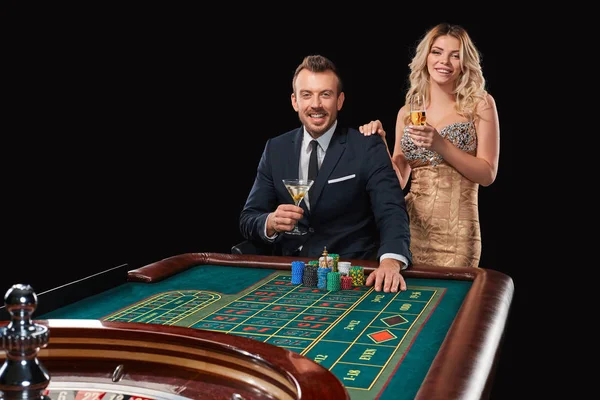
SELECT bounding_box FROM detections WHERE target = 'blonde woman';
[359,23,500,268]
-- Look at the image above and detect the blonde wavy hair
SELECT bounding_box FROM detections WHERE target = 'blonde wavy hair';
[405,23,488,124]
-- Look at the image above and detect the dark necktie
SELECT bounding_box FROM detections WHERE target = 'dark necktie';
[308,140,319,181]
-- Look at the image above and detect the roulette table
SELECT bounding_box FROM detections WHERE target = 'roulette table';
[1,253,514,399]
[0,284,348,400]
[1,319,347,400]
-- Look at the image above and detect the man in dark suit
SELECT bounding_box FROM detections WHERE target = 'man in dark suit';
[239,55,411,293]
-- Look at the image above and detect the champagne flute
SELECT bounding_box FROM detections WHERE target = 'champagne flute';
[282,178,314,235]
[410,94,427,152]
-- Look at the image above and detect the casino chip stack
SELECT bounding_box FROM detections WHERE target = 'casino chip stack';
[303,264,318,287]
[341,275,353,290]
[319,256,333,269]
[349,265,365,286]
[326,271,341,291]
[338,261,351,276]
[329,253,340,272]
[291,261,305,284]
[317,266,331,289]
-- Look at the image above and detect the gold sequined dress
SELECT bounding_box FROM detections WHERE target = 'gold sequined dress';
[401,121,480,268]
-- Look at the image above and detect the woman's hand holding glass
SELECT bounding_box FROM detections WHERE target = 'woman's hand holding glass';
[406,123,445,153]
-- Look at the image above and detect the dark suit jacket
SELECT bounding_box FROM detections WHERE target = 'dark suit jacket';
[240,125,411,264]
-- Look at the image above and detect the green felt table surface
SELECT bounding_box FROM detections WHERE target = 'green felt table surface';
[40,264,471,400]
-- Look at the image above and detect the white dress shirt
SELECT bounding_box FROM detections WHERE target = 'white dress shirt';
[299,122,336,209]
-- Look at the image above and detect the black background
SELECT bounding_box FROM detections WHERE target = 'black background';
[3,7,537,399]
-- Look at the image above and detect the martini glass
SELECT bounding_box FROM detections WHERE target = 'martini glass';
[282,178,314,235]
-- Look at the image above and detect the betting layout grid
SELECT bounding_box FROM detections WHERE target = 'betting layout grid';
[102,260,443,394]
